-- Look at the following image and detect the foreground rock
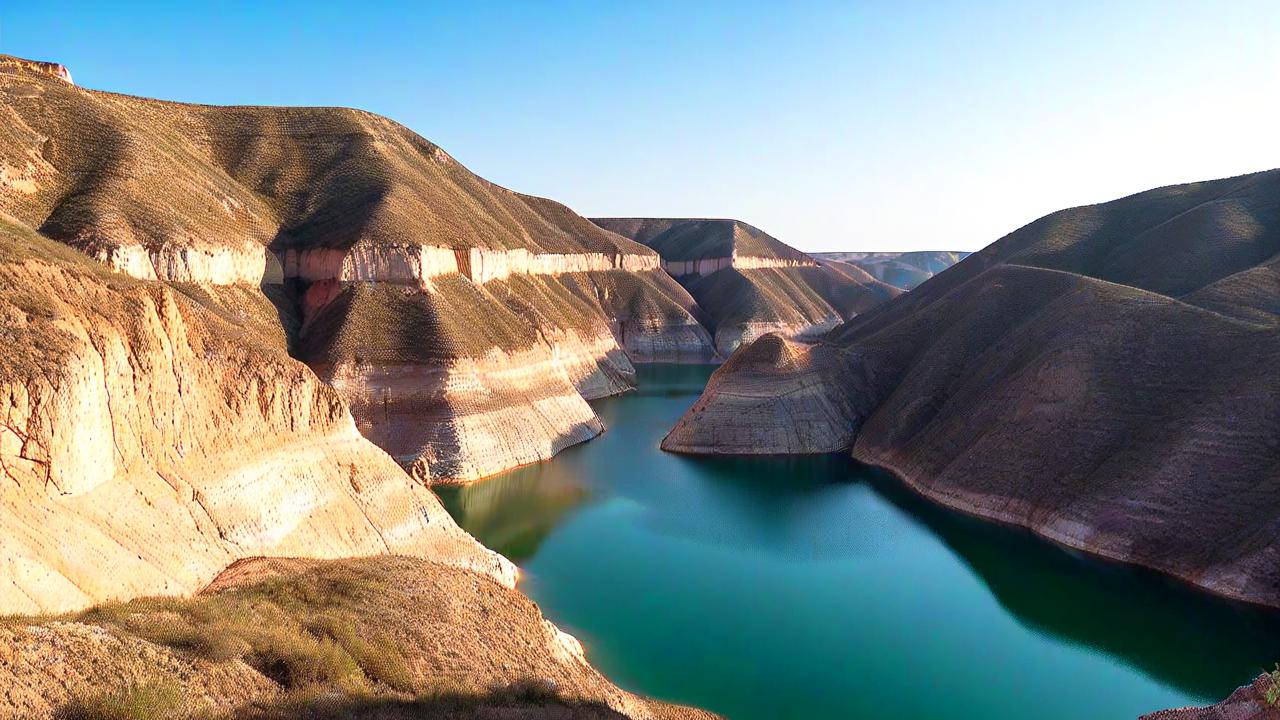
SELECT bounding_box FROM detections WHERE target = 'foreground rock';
[0,556,715,720]
[595,218,899,354]
[667,170,1280,608]
[0,55,713,483]
[1142,674,1279,720]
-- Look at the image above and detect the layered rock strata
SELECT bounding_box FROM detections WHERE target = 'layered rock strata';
[666,170,1280,609]
[0,217,511,614]
[595,217,900,354]
[0,55,715,483]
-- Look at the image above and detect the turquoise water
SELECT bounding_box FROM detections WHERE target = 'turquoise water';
[438,365,1279,720]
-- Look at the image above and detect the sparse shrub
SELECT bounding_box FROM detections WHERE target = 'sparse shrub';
[247,626,363,689]
[56,681,183,720]
[306,616,416,693]
[1263,664,1280,708]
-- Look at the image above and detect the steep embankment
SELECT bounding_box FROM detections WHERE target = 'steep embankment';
[0,556,715,720]
[594,218,899,354]
[813,250,968,290]
[666,170,1280,609]
[0,216,510,614]
[0,56,713,483]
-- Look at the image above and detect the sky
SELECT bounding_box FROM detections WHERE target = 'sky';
[3,1,1278,253]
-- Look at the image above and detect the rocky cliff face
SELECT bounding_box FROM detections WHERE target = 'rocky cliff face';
[594,218,900,354]
[0,56,715,483]
[0,217,511,614]
[666,170,1280,609]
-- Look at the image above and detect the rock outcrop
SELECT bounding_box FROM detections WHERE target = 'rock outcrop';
[813,250,968,290]
[0,216,511,614]
[595,218,900,354]
[1141,675,1278,720]
[666,170,1280,609]
[0,556,716,720]
[0,55,715,483]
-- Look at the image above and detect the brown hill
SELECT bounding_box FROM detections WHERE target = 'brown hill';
[1,556,714,720]
[0,54,714,483]
[665,170,1280,609]
[594,218,900,353]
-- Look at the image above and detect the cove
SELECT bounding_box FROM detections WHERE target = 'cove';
[437,364,1280,720]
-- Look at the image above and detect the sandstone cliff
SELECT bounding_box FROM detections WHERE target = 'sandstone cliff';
[594,218,899,354]
[666,170,1280,608]
[0,216,511,614]
[0,556,715,720]
[0,55,714,483]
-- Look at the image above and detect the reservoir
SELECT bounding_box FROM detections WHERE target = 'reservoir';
[439,364,1279,720]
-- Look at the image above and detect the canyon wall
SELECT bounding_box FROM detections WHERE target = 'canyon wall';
[0,217,512,614]
[666,170,1280,610]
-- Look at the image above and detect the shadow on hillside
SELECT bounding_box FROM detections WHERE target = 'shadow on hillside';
[56,679,631,720]
[245,681,630,720]
[858,463,1280,700]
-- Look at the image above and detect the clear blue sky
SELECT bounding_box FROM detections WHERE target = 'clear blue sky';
[4,1,1278,252]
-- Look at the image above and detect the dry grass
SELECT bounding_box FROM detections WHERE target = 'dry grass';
[72,570,415,696]
[54,682,184,720]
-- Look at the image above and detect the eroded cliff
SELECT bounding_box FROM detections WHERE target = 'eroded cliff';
[0,217,511,614]
[666,170,1280,609]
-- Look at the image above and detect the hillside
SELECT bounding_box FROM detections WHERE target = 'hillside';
[0,556,713,720]
[665,170,1280,609]
[594,218,899,353]
[0,54,714,483]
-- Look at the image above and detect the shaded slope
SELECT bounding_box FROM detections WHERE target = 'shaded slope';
[666,170,1280,608]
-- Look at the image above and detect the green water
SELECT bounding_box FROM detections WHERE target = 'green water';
[438,365,1279,720]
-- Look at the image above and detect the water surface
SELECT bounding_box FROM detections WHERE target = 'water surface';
[439,364,1279,720]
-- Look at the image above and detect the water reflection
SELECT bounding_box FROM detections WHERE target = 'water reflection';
[863,468,1280,698]
[439,364,1280,719]
[436,463,591,563]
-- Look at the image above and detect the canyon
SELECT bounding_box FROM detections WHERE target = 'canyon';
[0,56,888,485]
[0,50,1274,720]
[0,54,721,719]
